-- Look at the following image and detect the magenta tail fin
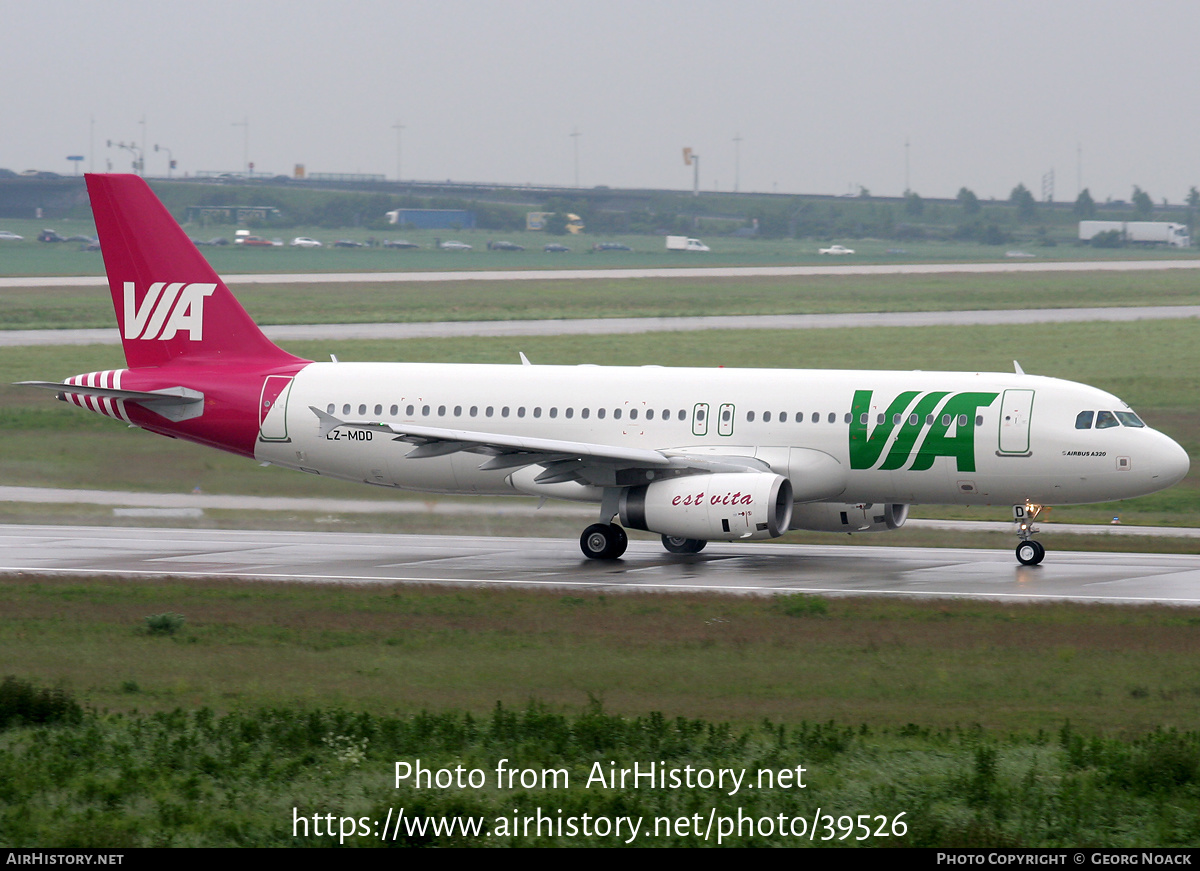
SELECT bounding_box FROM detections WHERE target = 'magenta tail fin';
[86,174,302,370]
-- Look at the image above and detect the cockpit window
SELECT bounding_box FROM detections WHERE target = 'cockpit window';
[1114,411,1145,428]
[1095,411,1119,429]
[1075,411,1094,430]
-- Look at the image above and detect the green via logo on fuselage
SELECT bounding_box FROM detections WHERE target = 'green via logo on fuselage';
[849,390,999,472]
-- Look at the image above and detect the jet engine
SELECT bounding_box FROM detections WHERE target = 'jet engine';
[619,472,793,541]
[789,502,908,533]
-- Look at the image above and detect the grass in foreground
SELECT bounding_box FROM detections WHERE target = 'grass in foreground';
[3,575,1200,733]
[4,579,1200,847]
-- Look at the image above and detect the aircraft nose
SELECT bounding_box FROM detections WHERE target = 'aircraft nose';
[1155,435,1190,488]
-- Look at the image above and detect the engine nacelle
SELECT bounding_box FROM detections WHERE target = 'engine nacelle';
[619,472,793,541]
[789,502,908,533]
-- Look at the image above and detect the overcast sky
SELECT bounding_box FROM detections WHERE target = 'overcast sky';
[5,0,1198,203]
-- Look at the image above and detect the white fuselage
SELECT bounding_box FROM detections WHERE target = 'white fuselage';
[254,362,1188,509]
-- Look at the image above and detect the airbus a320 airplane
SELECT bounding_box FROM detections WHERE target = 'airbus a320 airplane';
[20,175,1191,565]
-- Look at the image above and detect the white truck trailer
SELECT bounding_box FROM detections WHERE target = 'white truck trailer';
[666,235,710,252]
[1079,221,1190,248]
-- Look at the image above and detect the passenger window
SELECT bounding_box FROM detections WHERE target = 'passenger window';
[1075,411,1094,430]
[780,412,788,423]
[359,404,367,415]
[975,415,983,427]
[406,404,415,416]
[581,408,589,419]
[597,408,605,419]
[629,409,637,420]
[501,407,510,418]
[763,411,771,422]
[533,407,542,418]
[908,414,918,425]
[470,406,478,417]
[549,408,557,419]
[957,414,967,427]
[844,413,852,424]
[517,407,525,418]
[565,408,574,419]
[485,406,494,417]
[893,413,901,425]
[678,410,686,421]
[645,409,654,420]
[1096,411,1119,429]
[327,404,335,413]
[614,409,622,419]
[422,405,430,416]
[811,412,819,423]
[438,405,446,416]
[454,406,461,417]
[860,413,869,425]
[374,404,382,416]
[941,414,951,426]
[390,405,398,416]
[342,404,351,415]
[747,411,755,422]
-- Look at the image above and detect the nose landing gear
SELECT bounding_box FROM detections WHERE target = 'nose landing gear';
[1013,504,1046,566]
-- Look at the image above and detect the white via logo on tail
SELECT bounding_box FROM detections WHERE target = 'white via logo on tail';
[122,282,217,341]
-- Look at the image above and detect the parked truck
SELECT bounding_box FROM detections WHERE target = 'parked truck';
[666,235,710,252]
[1079,221,1190,248]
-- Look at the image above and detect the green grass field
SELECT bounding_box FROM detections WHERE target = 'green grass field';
[3,268,1200,332]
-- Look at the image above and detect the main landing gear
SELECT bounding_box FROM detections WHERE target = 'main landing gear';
[578,525,709,559]
[1013,503,1046,566]
[580,523,627,560]
[661,535,706,554]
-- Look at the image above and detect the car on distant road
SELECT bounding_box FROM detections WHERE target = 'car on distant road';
[383,239,420,249]
[593,242,632,252]
[543,243,570,253]
[332,239,365,248]
[0,230,23,241]
[65,235,96,244]
[487,240,524,252]
[818,244,854,255]
[238,236,276,247]
[37,229,66,243]
[290,237,322,248]
[438,240,472,251]
[1005,250,1035,258]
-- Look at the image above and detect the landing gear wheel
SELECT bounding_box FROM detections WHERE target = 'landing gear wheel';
[1015,540,1045,566]
[581,523,627,560]
[661,535,707,554]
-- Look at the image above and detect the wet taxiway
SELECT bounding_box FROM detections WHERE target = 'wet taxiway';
[3,524,1198,605]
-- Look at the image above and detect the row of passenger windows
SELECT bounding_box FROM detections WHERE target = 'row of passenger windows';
[1075,410,1145,430]
[332,403,693,421]
[329,402,983,428]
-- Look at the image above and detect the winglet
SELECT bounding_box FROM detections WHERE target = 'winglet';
[1014,360,1025,376]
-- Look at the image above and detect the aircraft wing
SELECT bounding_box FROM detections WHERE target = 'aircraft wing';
[310,406,769,486]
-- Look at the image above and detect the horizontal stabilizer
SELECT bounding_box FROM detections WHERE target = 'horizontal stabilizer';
[17,381,205,422]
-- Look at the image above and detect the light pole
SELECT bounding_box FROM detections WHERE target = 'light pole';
[155,144,175,178]
[108,139,144,176]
